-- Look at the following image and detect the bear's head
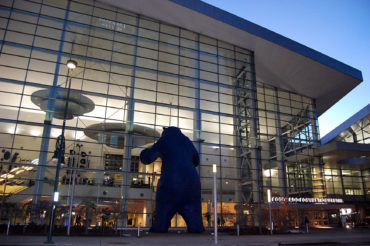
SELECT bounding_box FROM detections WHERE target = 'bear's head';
[161,126,182,137]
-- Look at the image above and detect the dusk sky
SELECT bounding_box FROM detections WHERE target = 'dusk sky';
[202,0,370,137]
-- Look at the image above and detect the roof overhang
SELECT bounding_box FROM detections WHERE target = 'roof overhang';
[98,0,363,115]
[314,141,370,168]
[321,104,370,144]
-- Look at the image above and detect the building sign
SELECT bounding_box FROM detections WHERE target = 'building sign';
[98,18,126,31]
[272,197,344,204]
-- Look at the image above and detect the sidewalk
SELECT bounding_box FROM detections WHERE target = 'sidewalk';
[0,228,370,246]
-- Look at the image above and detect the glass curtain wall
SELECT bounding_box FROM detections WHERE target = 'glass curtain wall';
[0,0,320,231]
[324,168,367,197]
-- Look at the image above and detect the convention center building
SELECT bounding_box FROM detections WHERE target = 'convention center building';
[0,0,366,232]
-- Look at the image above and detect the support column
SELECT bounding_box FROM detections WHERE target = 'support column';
[274,87,288,196]
[248,57,262,229]
[194,33,202,167]
[121,15,140,228]
[234,52,262,229]
[339,168,345,196]
[145,200,152,227]
[310,100,320,147]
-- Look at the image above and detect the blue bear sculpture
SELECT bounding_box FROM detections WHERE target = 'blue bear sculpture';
[140,127,204,233]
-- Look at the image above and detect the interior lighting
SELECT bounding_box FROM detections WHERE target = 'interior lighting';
[7,127,16,134]
[31,158,39,165]
[66,59,77,70]
[75,131,85,140]
[324,169,331,176]
[4,174,14,179]
[10,167,19,173]
[24,166,34,171]
[264,169,271,177]
[15,169,25,175]
[264,169,277,177]
[51,131,60,138]
[30,130,40,136]
[340,208,352,215]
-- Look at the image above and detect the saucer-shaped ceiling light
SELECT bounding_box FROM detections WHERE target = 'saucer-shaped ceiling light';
[31,88,95,120]
[84,122,160,149]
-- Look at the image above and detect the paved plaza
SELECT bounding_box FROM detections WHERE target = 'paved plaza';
[0,228,370,246]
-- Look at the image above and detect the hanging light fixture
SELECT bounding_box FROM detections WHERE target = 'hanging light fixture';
[31,58,94,120]
[66,59,77,70]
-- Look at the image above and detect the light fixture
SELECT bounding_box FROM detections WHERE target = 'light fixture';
[66,59,77,70]
[267,189,272,203]
[212,163,218,245]
[267,188,272,235]
[16,169,25,175]
[4,174,14,179]
[10,167,19,173]
[31,158,39,165]
[53,192,59,202]
[213,164,217,173]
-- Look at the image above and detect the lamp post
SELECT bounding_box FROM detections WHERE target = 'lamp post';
[267,189,273,235]
[212,164,218,245]
[46,59,77,244]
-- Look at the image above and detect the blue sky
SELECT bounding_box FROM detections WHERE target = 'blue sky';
[202,0,370,137]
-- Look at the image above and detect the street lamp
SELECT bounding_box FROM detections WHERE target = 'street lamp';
[267,188,273,235]
[46,59,77,244]
[213,164,218,245]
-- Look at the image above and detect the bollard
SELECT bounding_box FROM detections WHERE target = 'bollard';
[6,219,10,236]
[272,222,274,232]
[137,224,140,238]
[237,224,239,237]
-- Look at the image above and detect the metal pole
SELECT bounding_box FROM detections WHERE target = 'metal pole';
[46,134,65,243]
[267,189,272,235]
[67,144,80,235]
[67,166,77,235]
[46,63,75,243]
[213,164,218,245]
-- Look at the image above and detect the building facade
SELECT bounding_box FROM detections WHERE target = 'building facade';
[0,0,364,232]
[316,104,370,226]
